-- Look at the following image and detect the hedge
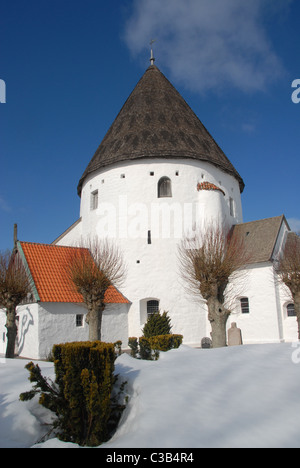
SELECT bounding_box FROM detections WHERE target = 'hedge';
[128,334,183,360]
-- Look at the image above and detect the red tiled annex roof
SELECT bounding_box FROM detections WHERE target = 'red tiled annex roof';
[19,242,129,304]
[197,181,225,196]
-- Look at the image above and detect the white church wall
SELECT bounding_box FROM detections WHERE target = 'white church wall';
[59,157,243,347]
[229,263,283,344]
[101,303,129,346]
[53,218,83,247]
[16,303,40,359]
[37,303,89,359]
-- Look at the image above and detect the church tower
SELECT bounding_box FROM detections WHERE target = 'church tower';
[55,63,244,345]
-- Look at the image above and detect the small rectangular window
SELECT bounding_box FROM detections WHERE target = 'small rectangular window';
[90,190,98,210]
[150,171,154,176]
[175,171,179,176]
[76,314,84,327]
[287,303,296,317]
[240,298,250,314]
[120,174,125,178]
[229,197,235,217]
[148,230,151,244]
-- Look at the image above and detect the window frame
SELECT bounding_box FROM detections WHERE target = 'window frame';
[158,176,172,198]
[240,297,250,314]
[90,190,98,211]
[147,300,159,318]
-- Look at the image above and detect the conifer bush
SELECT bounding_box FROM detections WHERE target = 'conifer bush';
[142,310,172,338]
[20,341,125,447]
[128,334,183,360]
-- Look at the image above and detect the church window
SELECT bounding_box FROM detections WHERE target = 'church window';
[76,315,84,327]
[240,297,250,314]
[287,303,296,317]
[158,177,172,198]
[229,197,235,217]
[90,190,98,210]
[147,300,159,317]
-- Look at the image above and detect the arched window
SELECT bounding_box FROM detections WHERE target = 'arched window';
[158,177,172,198]
[147,300,159,318]
[287,303,296,317]
[240,297,250,314]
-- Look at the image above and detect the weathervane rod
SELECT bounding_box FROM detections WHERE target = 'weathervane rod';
[150,39,156,65]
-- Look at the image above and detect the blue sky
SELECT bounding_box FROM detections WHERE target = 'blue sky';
[1,0,299,250]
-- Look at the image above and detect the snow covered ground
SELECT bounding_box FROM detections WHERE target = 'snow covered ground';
[1,343,300,449]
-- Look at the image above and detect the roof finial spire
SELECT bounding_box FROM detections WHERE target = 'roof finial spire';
[150,39,156,66]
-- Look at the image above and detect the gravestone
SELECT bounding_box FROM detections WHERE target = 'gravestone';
[201,337,212,349]
[228,323,243,346]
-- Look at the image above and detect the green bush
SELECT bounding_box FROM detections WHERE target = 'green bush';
[142,311,172,338]
[148,334,183,353]
[128,334,183,361]
[20,341,124,447]
[128,337,138,358]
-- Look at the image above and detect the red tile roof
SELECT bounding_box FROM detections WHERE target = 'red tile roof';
[197,181,225,196]
[19,242,129,304]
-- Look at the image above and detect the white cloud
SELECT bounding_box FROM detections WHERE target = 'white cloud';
[287,218,300,233]
[124,0,291,94]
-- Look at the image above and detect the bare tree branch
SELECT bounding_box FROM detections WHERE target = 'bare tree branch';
[178,224,253,347]
[0,249,32,358]
[65,237,127,341]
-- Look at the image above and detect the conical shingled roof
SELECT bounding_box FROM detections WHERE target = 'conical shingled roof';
[77,65,244,195]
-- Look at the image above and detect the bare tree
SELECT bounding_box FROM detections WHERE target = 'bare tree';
[66,238,126,341]
[277,232,300,339]
[0,250,31,358]
[178,224,252,348]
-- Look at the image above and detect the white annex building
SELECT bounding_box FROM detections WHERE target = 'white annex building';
[0,62,297,359]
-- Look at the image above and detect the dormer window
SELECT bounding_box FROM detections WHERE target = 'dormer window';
[158,177,172,198]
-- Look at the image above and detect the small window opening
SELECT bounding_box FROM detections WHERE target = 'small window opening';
[150,171,154,176]
[158,177,172,198]
[287,303,296,317]
[148,230,151,244]
[240,298,250,314]
[229,197,235,217]
[175,171,179,176]
[76,314,84,327]
[90,190,98,210]
[147,300,159,318]
[120,174,125,179]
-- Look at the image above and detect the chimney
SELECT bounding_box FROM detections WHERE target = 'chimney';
[14,223,18,249]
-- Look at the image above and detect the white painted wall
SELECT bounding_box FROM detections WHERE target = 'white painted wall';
[228,262,298,344]
[0,301,130,360]
[56,157,243,347]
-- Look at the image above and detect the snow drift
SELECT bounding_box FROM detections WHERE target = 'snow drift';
[1,343,300,448]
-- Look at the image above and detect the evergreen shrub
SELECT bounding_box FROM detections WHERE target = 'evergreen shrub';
[128,334,183,360]
[20,341,122,447]
[142,311,172,338]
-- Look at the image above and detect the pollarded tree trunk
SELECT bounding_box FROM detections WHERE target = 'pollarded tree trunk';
[5,304,18,358]
[85,294,105,341]
[207,297,231,348]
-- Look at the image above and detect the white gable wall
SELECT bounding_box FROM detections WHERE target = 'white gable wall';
[229,262,298,344]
